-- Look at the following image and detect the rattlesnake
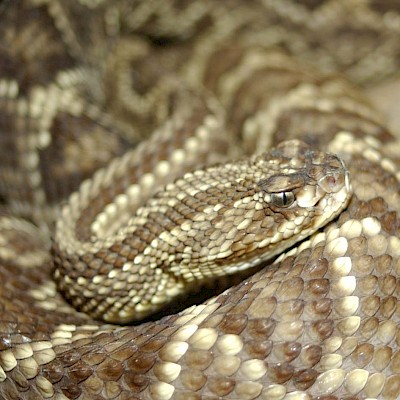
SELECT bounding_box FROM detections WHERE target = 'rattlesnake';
[1,1,400,399]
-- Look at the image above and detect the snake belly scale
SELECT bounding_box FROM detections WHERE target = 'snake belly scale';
[1,1,400,400]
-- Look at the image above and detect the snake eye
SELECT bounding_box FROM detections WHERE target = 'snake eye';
[270,191,295,208]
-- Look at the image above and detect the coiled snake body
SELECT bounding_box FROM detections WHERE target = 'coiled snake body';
[1,1,400,399]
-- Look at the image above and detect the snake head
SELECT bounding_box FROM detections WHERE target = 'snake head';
[258,139,351,212]
[148,139,352,279]
[232,139,352,266]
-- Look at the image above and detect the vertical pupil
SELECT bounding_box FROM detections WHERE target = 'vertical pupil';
[282,192,287,205]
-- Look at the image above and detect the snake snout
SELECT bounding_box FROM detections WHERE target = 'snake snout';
[316,156,352,213]
[313,155,352,215]
[318,158,349,194]
[296,153,351,210]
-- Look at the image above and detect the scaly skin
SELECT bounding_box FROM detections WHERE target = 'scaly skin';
[0,1,400,399]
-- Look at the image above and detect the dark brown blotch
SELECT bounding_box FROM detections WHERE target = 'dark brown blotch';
[244,339,273,359]
[305,299,332,319]
[219,313,248,334]
[293,368,318,390]
[68,360,93,384]
[60,378,82,399]
[42,359,65,384]
[247,318,276,339]
[273,341,301,363]
[126,352,156,373]
[310,320,334,341]
[111,346,137,362]
[60,350,81,367]
[305,279,330,298]
[141,336,168,353]
[381,211,399,235]
[10,369,29,391]
[124,372,149,393]
[301,257,328,279]
[268,362,294,383]
[96,358,124,381]
[299,344,322,367]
